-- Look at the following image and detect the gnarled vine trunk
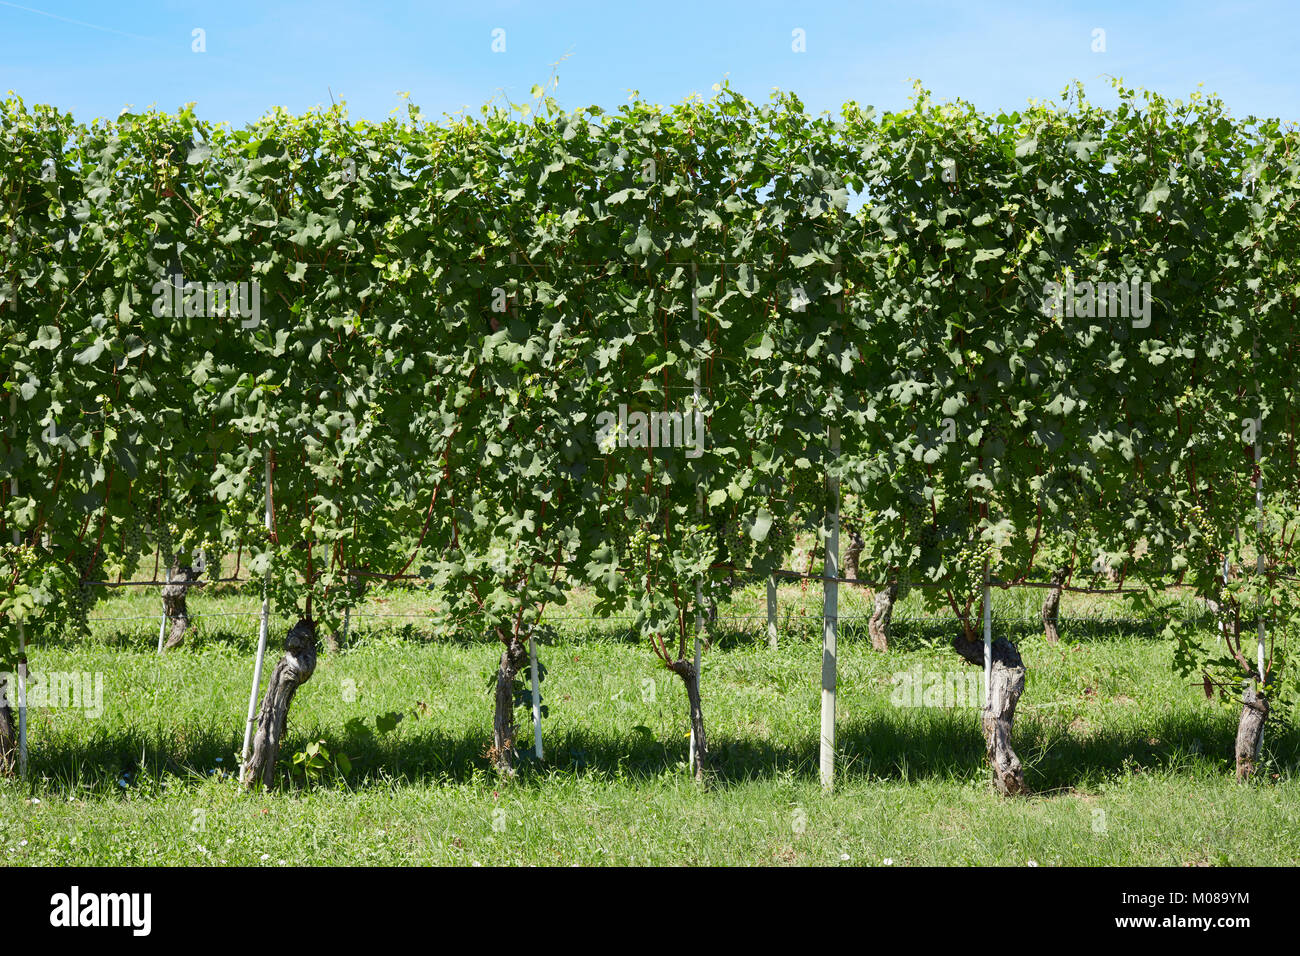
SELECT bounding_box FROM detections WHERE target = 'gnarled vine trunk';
[242,618,317,789]
[491,628,529,776]
[1041,565,1068,644]
[161,565,198,650]
[0,674,15,776]
[953,632,1027,796]
[1235,682,1269,780]
[868,580,898,652]
[668,657,707,781]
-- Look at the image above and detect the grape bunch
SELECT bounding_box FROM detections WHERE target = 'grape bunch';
[106,515,146,582]
[718,507,792,573]
[70,545,104,584]
[947,537,994,599]
[153,515,176,571]
[621,521,660,583]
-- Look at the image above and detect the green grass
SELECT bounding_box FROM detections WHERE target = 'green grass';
[3,581,1297,865]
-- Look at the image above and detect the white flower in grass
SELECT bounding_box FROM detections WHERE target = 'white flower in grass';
[259,853,270,861]
[883,858,894,865]
[1027,860,1039,867]
[839,853,850,861]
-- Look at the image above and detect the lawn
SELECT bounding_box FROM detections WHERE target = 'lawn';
[3,581,1297,865]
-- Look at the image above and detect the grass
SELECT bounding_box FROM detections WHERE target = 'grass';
[2,579,1297,866]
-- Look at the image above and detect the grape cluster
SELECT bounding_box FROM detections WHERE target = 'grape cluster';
[154,516,176,571]
[622,522,659,579]
[124,518,145,561]
[948,538,994,595]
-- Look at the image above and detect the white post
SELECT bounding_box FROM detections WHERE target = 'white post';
[12,522,27,779]
[14,568,24,779]
[240,449,274,774]
[819,257,846,790]
[155,565,171,654]
[338,572,353,649]
[1256,426,1266,682]
[767,576,778,650]
[1251,347,1266,679]
[691,585,702,771]
[529,627,543,760]
[10,392,27,777]
[689,263,703,771]
[820,425,840,791]
[983,557,992,708]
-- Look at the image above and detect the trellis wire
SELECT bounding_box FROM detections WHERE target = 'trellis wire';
[80,593,1223,629]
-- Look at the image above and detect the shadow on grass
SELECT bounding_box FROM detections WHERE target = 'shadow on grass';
[20,703,1297,799]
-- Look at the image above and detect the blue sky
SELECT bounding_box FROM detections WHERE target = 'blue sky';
[1,1,1297,125]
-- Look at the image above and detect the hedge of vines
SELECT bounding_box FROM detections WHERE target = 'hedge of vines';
[3,79,1299,790]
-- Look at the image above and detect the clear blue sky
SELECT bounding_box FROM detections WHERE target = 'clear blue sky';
[1,1,1297,125]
